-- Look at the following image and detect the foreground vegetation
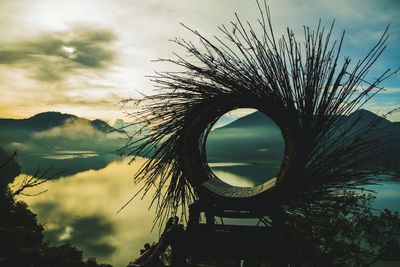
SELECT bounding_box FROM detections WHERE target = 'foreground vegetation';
[0,148,112,267]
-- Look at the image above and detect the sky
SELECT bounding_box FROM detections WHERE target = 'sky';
[0,0,399,122]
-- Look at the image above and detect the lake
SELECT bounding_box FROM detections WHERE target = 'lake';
[15,156,159,267]
[13,155,400,267]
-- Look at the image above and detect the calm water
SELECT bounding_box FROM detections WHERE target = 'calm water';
[210,161,280,187]
[15,157,158,267]
[14,156,400,267]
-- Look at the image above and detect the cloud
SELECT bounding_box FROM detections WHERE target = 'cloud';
[33,201,117,257]
[363,99,400,121]
[0,25,117,82]
[32,118,123,141]
[58,226,74,241]
[46,93,120,107]
[14,158,160,266]
[379,87,400,94]
[70,216,117,256]
[0,0,398,122]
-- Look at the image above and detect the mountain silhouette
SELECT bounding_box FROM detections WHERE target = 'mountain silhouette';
[342,109,393,129]
[0,112,126,157]
[207,112,285,163]
[0,112,126,178]
[220,109,393,130]
[217,111,277,129]
[0,112,124,133]
[207,109,400,167]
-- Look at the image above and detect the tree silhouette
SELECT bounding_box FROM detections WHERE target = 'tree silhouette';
[0,148,112,267]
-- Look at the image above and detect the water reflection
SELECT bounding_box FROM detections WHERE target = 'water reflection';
[210,162,280,187]
[17,152,121,178]
[14,158,158,267]
[13,157,400,267]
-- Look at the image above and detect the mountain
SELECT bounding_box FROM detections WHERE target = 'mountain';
[343,109,393,129]
[0,112,128,178]
[218,111,277,129]
[206,109,400,166]
[207,112,285,163]
[0,112,77,131]
[91,119,125,133]
[220,109,392,130]
[0,112,126,157]
[0,112,124,133]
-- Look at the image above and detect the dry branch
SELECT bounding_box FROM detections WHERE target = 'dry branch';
[121,2,399,226]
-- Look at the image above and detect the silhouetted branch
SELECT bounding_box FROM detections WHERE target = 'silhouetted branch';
[0,150,17,170]
[10,166,65,197]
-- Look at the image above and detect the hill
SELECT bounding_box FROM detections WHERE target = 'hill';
[0,112,126,156]
[207,112,285,163]
[217,111,277,128]
[0,112,127,177]
[0,112,124,133]
[206,109,400,167]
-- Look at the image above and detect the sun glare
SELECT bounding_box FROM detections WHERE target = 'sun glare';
[62,45,75,54]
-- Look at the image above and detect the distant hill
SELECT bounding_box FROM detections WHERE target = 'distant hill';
[0,112,76,131]
[0,112,129,177]
[342,109,393,129]
[207,112,285,163]
[1,110,398,170]
[218,111,277,129]
[91,118,125,134]
[206,109,400,167]
[0,112,124,133]
[0,112,126,156]
[219,109,394,130]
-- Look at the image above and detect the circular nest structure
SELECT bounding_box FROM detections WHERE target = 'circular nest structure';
[121,5,393,223]
[179,97,293,208]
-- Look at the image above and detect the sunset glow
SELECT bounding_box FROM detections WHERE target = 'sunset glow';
[0,0,399,122]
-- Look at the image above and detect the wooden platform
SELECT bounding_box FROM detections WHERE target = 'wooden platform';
[183,224,282,261]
